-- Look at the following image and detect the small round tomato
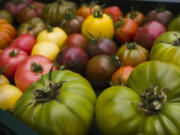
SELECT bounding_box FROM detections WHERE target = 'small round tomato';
[86,55,120,88]
[126,10,145,26]
[64,33,88,49]
[0,84,23,111]
[76,3,101,19]
[0,48,28,80]
[15,55,56,92]
[115,18,138,43]
[11,34,36,54]
[37,27,68,49]
[111,66,134,85]
[31,41,59,61]
[116,42,148,66]
[104,6,124,22]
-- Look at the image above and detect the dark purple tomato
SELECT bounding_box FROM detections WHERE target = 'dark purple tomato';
[64,33,88,49]
[86,38,117,57]
[86,55,120,88]
[56,46,89,74]
[145,8,174,27]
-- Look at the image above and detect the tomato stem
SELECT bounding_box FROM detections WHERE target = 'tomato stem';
[139,84,168,115]
[114,17,124,28]
[110,55,122,68]
[129,7,137,19]
[0,65,9,75]
[93,9,103,18]
[31,63,43,73]
[9,49,20,57]
[126,42,137,49]
[155,4,165,12]
[87,32,101,45]
[173,38,180,46]
[46,23,53,33]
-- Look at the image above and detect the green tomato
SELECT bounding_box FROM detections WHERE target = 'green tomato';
[150,31,180,67]
[168,15,180,32]
[0,10,13,24]
[14,70,96,135]
[96,60,180,135]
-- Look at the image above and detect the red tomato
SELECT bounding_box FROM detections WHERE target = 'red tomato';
[64,33,88,49]
[104,6,124,22]
[11,34,36,54]
[111,66,134,85]
[115,18,139,44]
[15,55,56,92]
[0,47,28,80]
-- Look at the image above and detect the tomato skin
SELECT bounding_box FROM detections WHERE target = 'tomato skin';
[82,12,114,39]
[168,16,180,32]
[115,18,138,44]
[11,34,36,54]
[116,42,148,67]
[14,70,96,135]
[111,66,134,85]
[64,33,88,49]
[37,27,68,49]
[0,48,28,80]
[104,6,124,22]
[0,84,23,110]
[126,11,145,26]
[31,41,60,61]
[0,75,9,85]
[15,55,56,92]
[86,55,117,88]
[96,61,180,135]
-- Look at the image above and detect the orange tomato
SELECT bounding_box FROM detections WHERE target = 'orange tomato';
[111,66,134,85]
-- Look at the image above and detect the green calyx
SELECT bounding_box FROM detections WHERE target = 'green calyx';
[139,84,168,115]
[9,49,20,57]
[155,4,165,12]
[0,65,8,75]
[173,38,180,46]
[46,23,53,32]
[126,42,137,50]
[31,63,43,73]
[129,7,137,19]
[114,17,124,28]
[110,55,122,69]
[93,9,103,18]
[87,32,100,45]
[63,8,75,20]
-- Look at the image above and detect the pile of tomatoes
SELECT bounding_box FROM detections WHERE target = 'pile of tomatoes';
[0,0,180,135]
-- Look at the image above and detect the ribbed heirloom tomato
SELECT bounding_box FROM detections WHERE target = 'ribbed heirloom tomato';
[14,69,96,135]
[96,61,180,135]
[15,55,56,92]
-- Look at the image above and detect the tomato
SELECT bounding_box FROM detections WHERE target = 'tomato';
[111,66,134,85]
[11,34,36,54]
[82,10,114,39]
[126,10,145,26]
[0,48,28,80]
[56,46,89,74]
[31,41,59,61]
[104,6,124,22]
[150,31,180,66]
[17,17,46,37]
[42,0,77,26]
[168,15,180,32]
[0,19,16,49]
[86,36,117,57]
[115,18,138,43]
[76,3,101,19]
[64,33,88,49]
[116,42,148,67]
[86,55,120,88]
[14,69,96,135]
[16,1,45,23]
[0,84,22,111]
[0,9,13,24]
[0,75,9,86]
[15,55,56,92]
[96,60,180,135]
[37,27,68,49]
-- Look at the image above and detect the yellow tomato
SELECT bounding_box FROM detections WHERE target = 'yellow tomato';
[31,41,60,61]
[37,27,68,49]
[0,84,23,110]
[0,75,9,85]
[81,10,114,39]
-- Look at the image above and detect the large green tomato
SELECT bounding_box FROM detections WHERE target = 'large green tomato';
[96,60,180,135]
[150,31,180,67]
[168,15,180,32]
[14,70,96,135]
